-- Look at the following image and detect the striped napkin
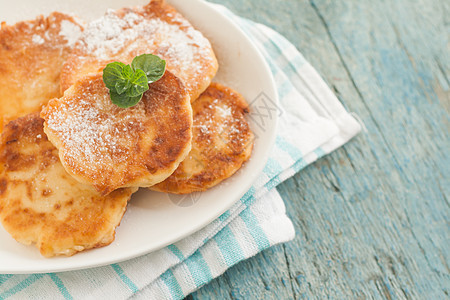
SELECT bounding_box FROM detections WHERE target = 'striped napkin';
[0,4,361,300]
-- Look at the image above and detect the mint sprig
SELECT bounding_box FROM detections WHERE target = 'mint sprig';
[102,54,166,108]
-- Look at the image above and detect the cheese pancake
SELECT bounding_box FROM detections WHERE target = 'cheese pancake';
[0,113,137,257]
[151,83,254,194]
[41,71,192,195]
[60,0,218,102]
[0,12,83,132]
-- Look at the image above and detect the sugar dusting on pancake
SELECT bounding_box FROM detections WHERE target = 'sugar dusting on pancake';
[42,71,192,195]
[44,81,147,169]
[0,113,137,257]
[151,83,254,194]
[61,0,218,101]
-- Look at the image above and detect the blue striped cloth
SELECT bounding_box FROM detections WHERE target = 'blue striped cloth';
[0,4,361,300]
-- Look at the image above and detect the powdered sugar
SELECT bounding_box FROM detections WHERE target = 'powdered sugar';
[195,124,210,134]
[193,102,244,138]
[216,105,232,118]
[28,15,82,48]
[31,34,45,44]
[76,9,213,78]
[59,20,82,47]
[80,10,211,60]
[80,10,135,59]
[153,18,212,72]
[45,83,146,170]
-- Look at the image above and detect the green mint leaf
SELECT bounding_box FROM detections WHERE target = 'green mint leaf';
[115,79,131,95]
[103,62,126,90]
[121,65,133,80]
[109,90,143,108]
[103,54,166,108]
[127,69,149,97]
[131,54,166,83]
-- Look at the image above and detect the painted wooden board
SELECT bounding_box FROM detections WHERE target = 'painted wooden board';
[187,0,450,299]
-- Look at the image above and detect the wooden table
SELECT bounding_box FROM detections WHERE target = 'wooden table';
[188,0,449,298]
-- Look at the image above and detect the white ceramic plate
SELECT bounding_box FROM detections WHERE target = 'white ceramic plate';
[0,0,278,274]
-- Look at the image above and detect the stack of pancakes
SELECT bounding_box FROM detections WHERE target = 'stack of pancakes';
[0,0,254,257]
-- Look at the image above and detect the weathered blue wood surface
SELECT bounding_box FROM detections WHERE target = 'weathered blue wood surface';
[187,0,450,299]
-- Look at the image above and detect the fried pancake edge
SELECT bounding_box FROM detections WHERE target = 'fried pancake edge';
[151,82,254,194]
[0,113,137,257]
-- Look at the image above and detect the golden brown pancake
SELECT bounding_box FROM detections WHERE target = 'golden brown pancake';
[151,83,254,194]
[0,12,84,132]
[60,0,218,102]
[0,113,137,257]
[41,71,192,195]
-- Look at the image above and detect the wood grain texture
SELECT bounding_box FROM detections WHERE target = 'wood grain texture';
[188,0,450,299]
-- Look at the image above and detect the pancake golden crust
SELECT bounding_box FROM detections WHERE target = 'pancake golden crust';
[60,0,218,102]
[41,71,192,195]
[151,83,254,194]
[0,113,137,257]
[0,12,83,132]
